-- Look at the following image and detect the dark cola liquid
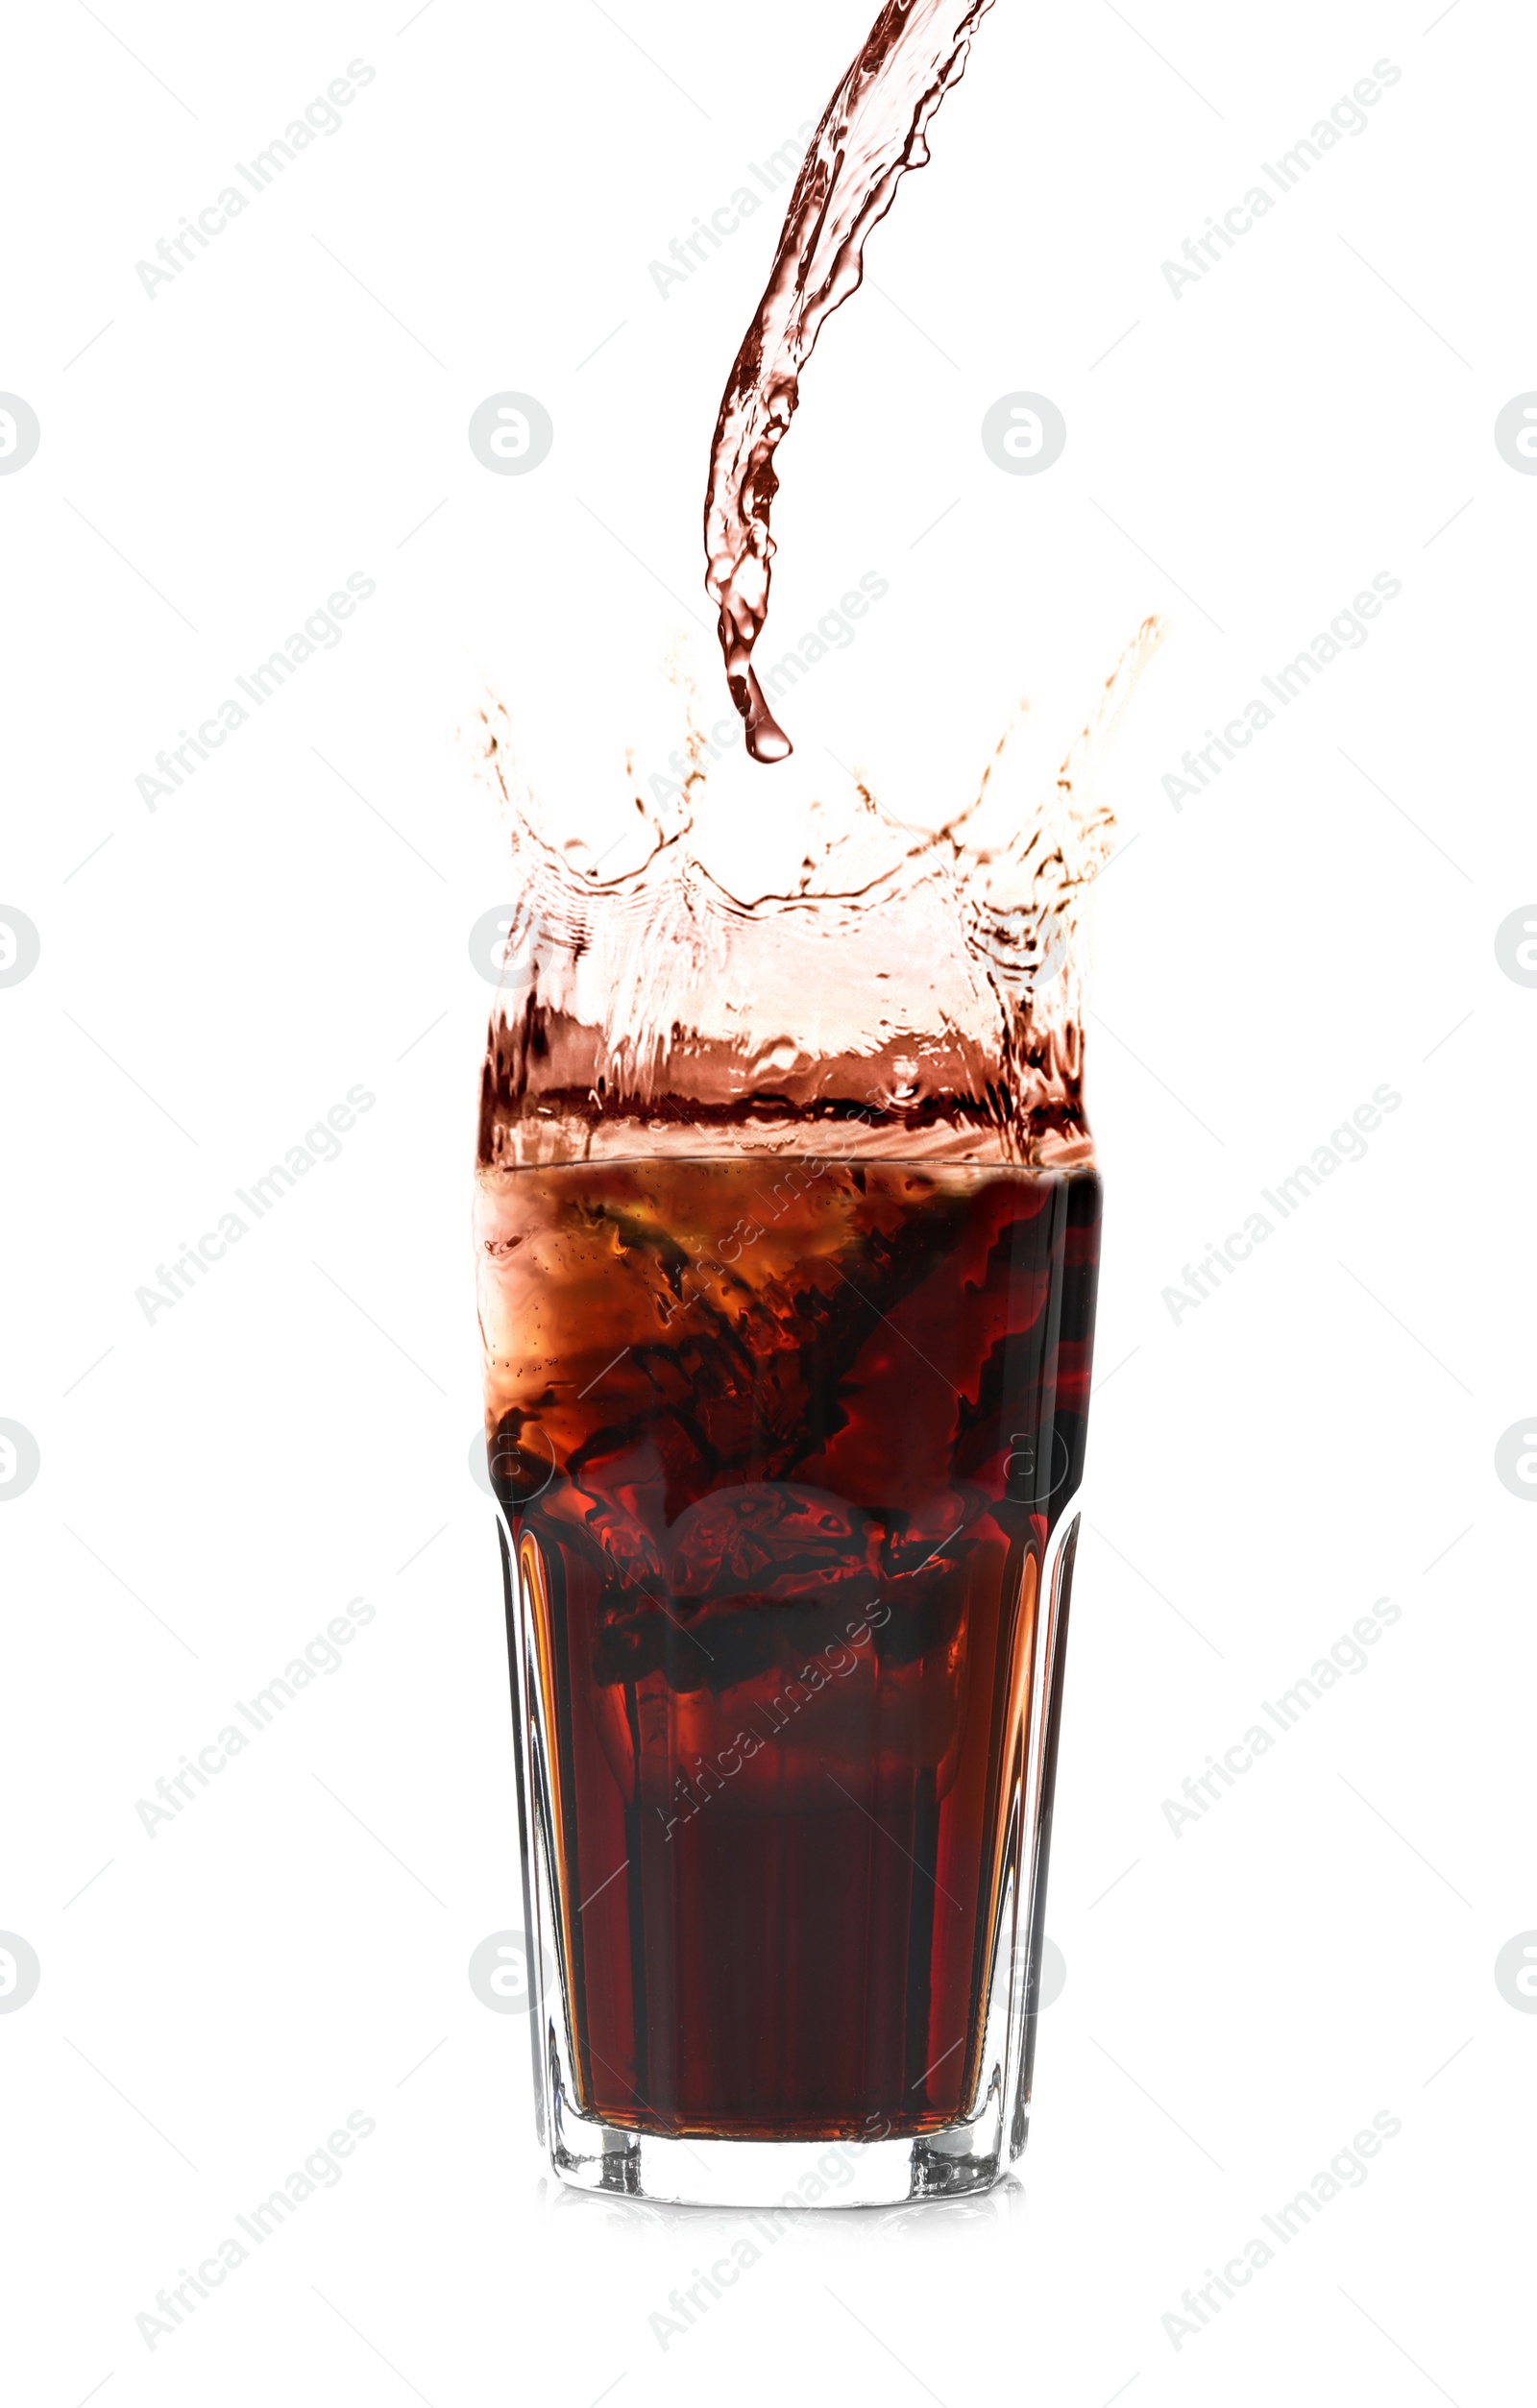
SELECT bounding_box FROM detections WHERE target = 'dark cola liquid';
[483,1155,1098,2140]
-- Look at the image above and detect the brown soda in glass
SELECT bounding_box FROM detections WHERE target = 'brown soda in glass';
[479,1154,1099,2140]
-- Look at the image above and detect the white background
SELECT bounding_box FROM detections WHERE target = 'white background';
[2,1,1532,2402]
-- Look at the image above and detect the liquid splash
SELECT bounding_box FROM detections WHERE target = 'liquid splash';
[704,0,998,762]
[474,617,1161,1175]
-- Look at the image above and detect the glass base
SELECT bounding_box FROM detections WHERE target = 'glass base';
[500,1504,1080,2208]
[545,2086,1020,2210]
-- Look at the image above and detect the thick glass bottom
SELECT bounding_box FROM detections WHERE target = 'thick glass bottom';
[545,2102,1012,2209]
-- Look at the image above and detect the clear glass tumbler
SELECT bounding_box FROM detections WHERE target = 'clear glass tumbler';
[473,714,1109,2206]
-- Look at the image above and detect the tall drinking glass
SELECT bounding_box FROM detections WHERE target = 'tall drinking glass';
[472,686,1132,2207]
